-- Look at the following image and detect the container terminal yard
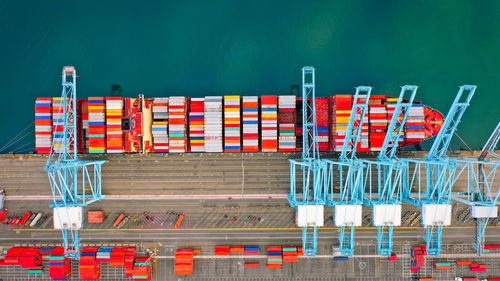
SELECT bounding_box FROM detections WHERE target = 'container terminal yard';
[0,66,499,281]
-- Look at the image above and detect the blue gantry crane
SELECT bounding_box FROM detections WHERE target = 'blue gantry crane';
[362,85,418,257]
[450,121,500,255]
[324,86,372,257]
[288,66,328,256]
[401,85,476,256]
[45,66,107,259]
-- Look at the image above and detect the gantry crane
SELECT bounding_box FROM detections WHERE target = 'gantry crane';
[401,85,476,256]
[324,86,372,257]
[45,66,107,259]
[362,85,418,257]
[288,66,328,256]
[450,121,500,255]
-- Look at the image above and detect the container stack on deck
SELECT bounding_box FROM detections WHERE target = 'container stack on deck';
[80,99,89,152]
[385,97,404,147]
[278,95,296,151]
[35,97,53,154]
[105,97,124,153]
[204,96,223,152]
[242,96,259,152]
[88,97,106,153]
[152,97,169,152]
[189,97,205,152]
[368,95,387,151]
[295,98,303,151]
[224,95,241,152]
[35,94,442,154]
[261,95,278,152]
[331,95,353,152]
[406,104,426,141]
[168,97,188,153]
[315,97,330,151]
[52,97,70,153]
[49,247,71,280]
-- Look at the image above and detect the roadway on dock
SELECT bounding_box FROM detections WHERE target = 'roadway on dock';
[0,151,482,198]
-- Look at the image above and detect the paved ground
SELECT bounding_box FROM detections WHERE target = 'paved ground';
[0,150,479,197]
[0,151,499,280]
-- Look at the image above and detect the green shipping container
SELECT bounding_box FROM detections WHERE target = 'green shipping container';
[49,256,66,260]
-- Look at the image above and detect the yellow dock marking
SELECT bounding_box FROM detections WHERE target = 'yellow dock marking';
[13,226,499,232]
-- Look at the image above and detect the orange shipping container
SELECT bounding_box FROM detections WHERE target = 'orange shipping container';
[87,211,104,223]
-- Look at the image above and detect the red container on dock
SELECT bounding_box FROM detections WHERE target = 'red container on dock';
[215,246,230,255]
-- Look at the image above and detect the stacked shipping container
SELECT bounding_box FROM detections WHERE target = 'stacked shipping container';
[368,95,387,151]
[79,247,100,280]
[282,246,298,262]
[315,97,330,151]
[52,97,71,153]
[204,96,223,152]
[267,246,282,268]
[406,104,426,141]
[35,94,442,154]
[224,96,241,152]
[331,95,353,152]
[174,249,194,275]
[189,98,205,152]
[261,95,278,152]
[152,98,169,152]
[132,256,152,280]
[168,97,188,153]
[242,96,259,152]
[88,97,106,153]
[278,95,296,151]
[35,98,52,153]
[49,247,71,280]
[80,99,89,152]
[105,97,124,153]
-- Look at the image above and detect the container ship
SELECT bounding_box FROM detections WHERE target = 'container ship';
[34,94,444,154]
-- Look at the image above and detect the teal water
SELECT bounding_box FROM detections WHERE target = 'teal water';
[0,1,499,152]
